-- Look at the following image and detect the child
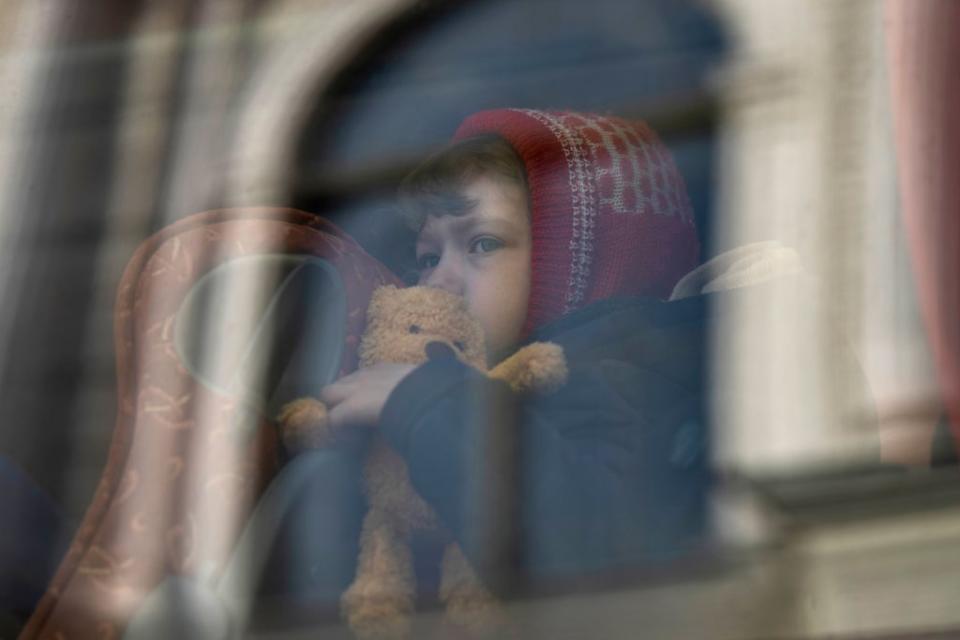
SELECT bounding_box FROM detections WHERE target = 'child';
[252,109,708,608]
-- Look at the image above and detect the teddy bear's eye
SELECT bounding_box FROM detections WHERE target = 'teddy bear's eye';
[409,324,421,334]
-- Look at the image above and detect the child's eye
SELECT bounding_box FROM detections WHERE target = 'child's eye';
[416,253,440,270]
[470,236,503,254]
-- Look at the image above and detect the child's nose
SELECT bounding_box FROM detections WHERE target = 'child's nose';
[423,254,464,296]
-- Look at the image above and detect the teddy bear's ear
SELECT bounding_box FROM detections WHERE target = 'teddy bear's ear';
[368,285,398,315]
[371,284,398,299]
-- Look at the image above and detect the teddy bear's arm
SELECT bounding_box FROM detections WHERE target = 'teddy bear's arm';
[488,342,568,394]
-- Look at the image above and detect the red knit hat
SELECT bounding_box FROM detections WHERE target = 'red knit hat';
[454,109,699,335]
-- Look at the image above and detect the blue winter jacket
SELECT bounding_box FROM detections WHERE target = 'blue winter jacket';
[379,293,711,594]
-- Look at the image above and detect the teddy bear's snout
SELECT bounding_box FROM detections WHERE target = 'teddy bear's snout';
[405,323,466,353]
[408,324,462,353]
[430,337,465,353]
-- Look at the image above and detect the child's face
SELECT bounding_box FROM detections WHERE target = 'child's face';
[415,174,532,363]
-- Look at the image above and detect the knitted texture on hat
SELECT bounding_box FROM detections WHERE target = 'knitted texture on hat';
[454,109,700,335]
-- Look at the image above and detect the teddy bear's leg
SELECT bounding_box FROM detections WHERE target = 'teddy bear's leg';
[439,543,506,637]
[341,510,415,640]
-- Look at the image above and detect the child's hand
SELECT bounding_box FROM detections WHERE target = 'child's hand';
[320,363,417,430]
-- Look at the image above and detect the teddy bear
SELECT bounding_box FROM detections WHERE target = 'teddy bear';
[278,285,567,639]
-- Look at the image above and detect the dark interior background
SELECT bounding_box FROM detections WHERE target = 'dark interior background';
[292,0,726,275]
[0,0,725,536]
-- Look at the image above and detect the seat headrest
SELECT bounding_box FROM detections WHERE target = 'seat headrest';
[175,255,347,418]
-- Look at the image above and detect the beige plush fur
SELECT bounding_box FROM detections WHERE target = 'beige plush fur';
[278,285,567,639]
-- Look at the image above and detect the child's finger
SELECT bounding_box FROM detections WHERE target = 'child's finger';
[326,401,347,431]
[319,381,352,407]
[326,398,372,431]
